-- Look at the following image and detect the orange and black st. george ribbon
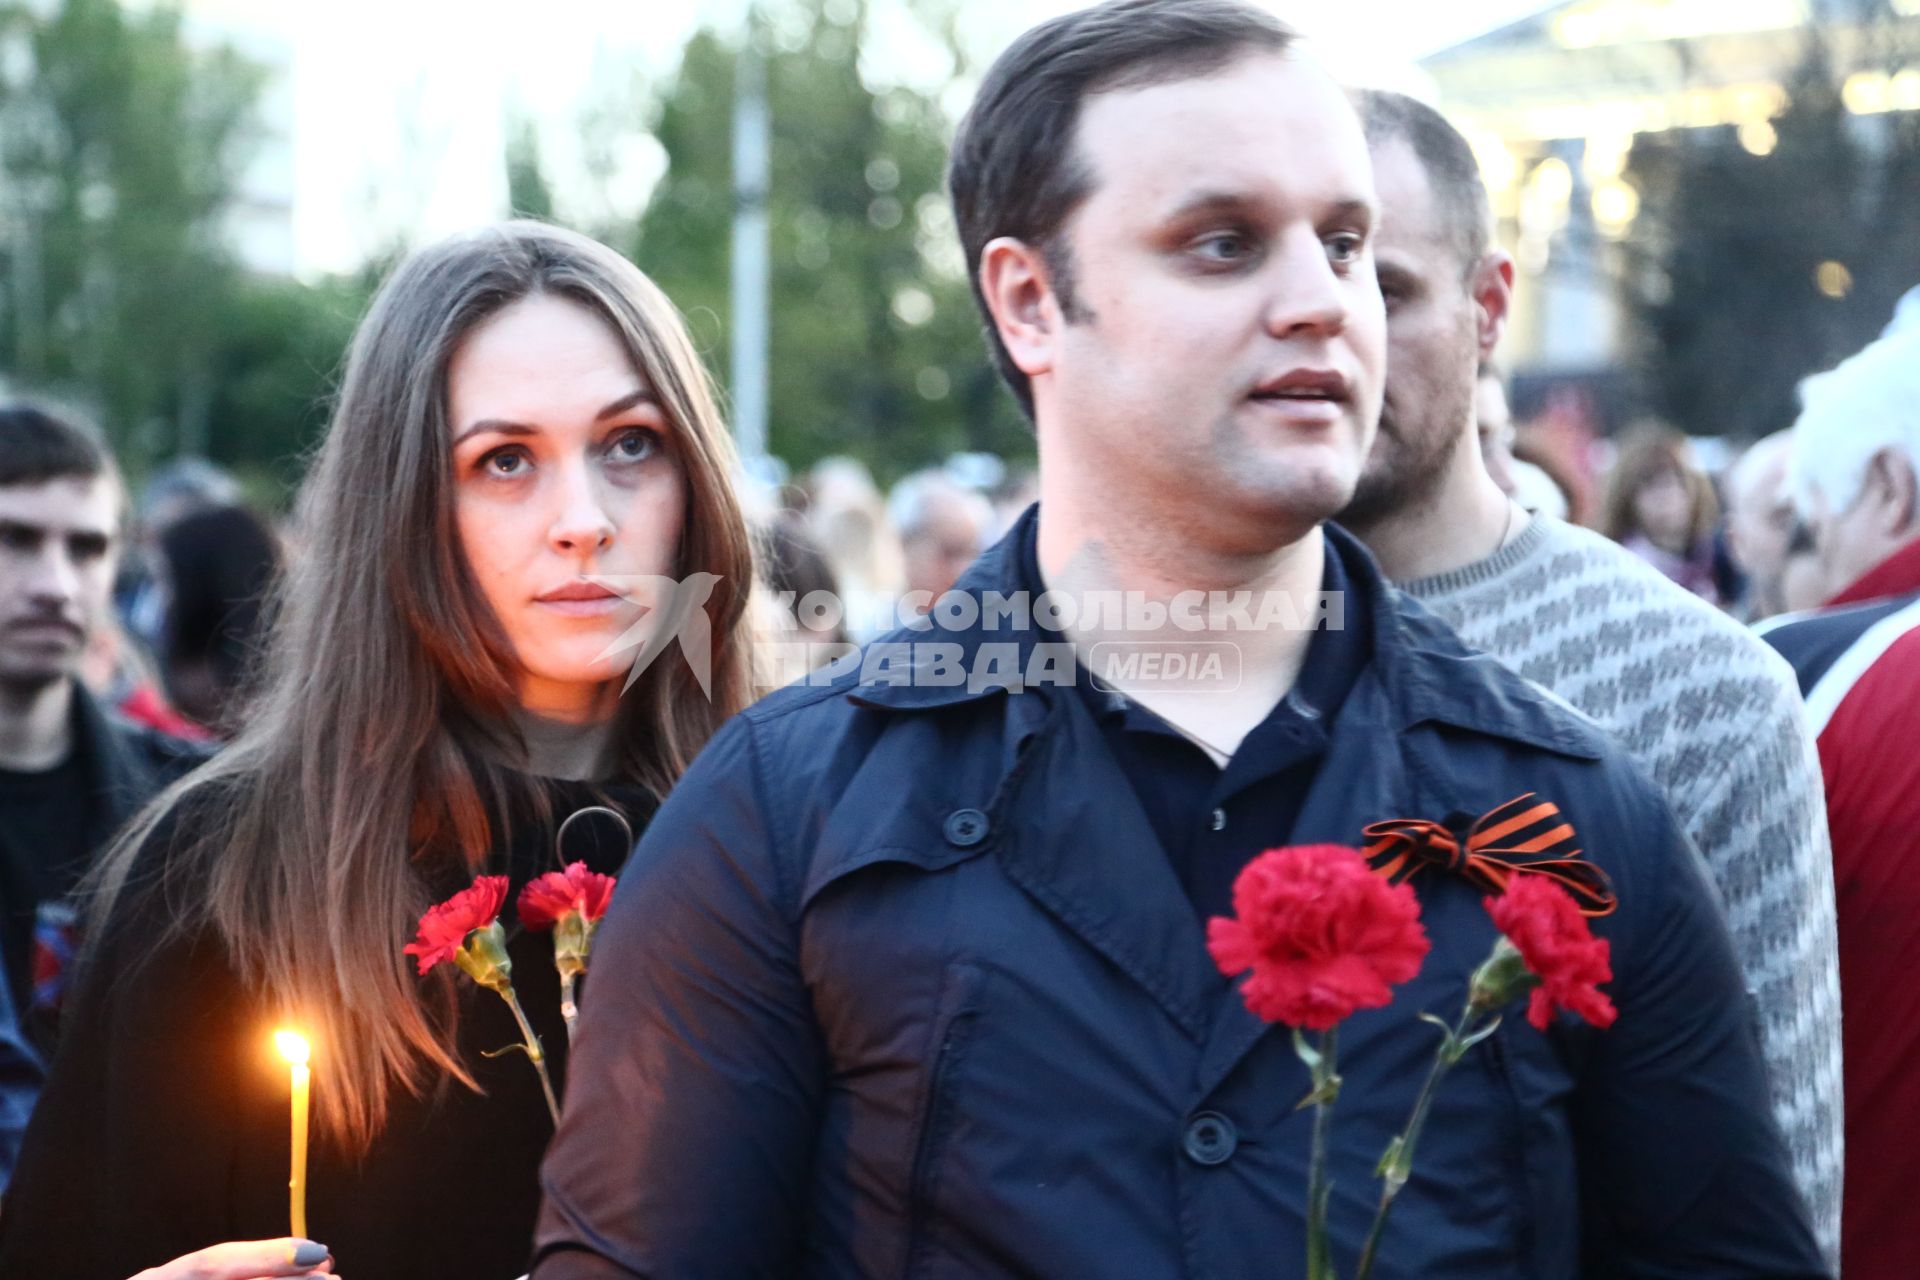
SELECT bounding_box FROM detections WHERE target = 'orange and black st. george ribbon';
[1362,793,1617,917]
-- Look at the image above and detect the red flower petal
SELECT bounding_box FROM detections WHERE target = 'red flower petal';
[1485,877,1617,1031]
[403,875,510,975]
[1207,844,1430,1031]
[517,862,619,932]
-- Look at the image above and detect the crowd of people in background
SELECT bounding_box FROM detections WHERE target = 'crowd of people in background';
[5,352,1883,791]
[0,1,1916,1276]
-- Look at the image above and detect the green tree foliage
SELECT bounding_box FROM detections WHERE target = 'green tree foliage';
[0,0,362,490]
[203,273,365,490]
[624,0,1032,483]
[506,112,557,221]
[1624,16,1920,440]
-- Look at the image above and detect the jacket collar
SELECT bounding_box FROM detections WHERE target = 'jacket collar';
[852,505,1607,763]
[72,682,162,847]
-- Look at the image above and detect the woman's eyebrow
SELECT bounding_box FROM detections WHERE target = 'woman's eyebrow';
[596,389,656,421]
[452,419,539,447]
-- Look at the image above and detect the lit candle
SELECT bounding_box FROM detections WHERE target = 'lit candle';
[273,1030,311,1238]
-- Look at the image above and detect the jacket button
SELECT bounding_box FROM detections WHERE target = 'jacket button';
[943,808,990,848]
[1183,1111,1238,1166]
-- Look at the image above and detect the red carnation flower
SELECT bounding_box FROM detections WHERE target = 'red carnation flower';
[403,875,510,976]
[517,862,617,931]
[1207,843,1431,1031]
[1485,877,1617,1031]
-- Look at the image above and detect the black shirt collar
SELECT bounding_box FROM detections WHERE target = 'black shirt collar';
[1012,506,1372,733]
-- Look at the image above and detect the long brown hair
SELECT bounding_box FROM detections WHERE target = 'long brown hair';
[90,222,755,1151]
[1600,425,1720,550]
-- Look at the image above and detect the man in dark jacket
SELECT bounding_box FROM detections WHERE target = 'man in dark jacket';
[536,2,1825,1276]
[0,404,204,1182]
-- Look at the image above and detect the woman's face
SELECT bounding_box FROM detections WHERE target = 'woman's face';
[447,294,687,720]
[1633,466,1693,551]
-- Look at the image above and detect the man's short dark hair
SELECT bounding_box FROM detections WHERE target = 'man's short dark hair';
[1353,89,1491,278]
[948,0,1299,422]
[0,403,113,490]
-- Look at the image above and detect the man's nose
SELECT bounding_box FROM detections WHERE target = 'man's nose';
[22,543,81,609]
[1262,230,1351,340]
[549,461,616,554]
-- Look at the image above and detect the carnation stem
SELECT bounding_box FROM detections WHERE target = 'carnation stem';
[559,971,579,1044]
[1306,1025,1339,1280]
[498,984,562,1126]
[1354,1003,1479,1280]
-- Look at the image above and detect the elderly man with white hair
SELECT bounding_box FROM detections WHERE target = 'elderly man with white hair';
[1761,328,1920,1280]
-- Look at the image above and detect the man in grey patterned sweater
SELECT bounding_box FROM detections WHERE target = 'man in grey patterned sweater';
[1342,90,1842,1262]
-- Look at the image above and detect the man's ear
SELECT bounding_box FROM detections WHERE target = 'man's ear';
[1870,449,1919,536]
[978,237,1062,381]
[1471,249,1515,361]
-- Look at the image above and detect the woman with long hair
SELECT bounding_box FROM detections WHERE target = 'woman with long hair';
[1600,426,1724,605]
[0,222,755,1278]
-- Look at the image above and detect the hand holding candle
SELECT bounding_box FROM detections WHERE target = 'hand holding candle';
[272,1030,311,1240]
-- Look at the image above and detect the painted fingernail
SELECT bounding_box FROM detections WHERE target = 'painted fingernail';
[291,1241,330,1266]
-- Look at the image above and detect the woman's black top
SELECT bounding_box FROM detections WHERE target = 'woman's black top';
[0,778,653,1280]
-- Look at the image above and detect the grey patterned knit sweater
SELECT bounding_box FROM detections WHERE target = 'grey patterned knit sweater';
[1401,515,1843,1265]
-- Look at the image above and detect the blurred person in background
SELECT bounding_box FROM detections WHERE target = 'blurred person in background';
[1727,431,1798,623]
[118,457,243,655]
[80,614,209,742]
[1508,433,1574,521]
[887,467,993,604]
[0,405,206,1142]
[1760,329,1920,1280]
[1477,365,1574,520]
[1599,427,1724,605]
[154,504,283,735]
[804,456,904,641]
[1341,89,1841,1258]
[756,511,851,680]
[1780,517,1829,615]
[1473,362,1518,494]
[762,512,848,648]
[988,465,1039,539]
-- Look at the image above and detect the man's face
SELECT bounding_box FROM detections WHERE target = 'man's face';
[1475,374,1519,496]
[1725,447,1793,610]
[1033,52,1385,546]
[1805,452,1918,601]
[0,476,120,691]
[902,493,987,601]
[1344,135,1482,525]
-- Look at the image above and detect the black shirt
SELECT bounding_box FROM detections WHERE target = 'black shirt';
[1018,521,1373,922]
[0,776,655,1280]
[0,750,92,1023]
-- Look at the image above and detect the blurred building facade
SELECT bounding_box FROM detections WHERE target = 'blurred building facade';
[1424,0,1920,417]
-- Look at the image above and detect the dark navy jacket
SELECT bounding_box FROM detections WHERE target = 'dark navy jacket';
[537,513,1825,1279]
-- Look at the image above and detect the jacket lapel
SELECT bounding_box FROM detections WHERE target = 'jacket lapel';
[1194,670,1421,1099]
[74,686,156,853]
[994,689,1220,1043]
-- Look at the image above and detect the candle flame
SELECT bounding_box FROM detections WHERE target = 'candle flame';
[273,1029,311,1066]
